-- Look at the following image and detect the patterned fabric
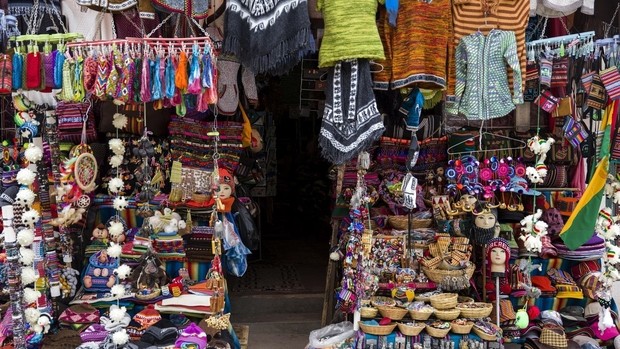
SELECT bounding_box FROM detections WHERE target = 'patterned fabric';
[540,325,569,348]
[586,73,606,110]
[373,0,452,90]
[59,305,100,324]
[447,0,529,107]
[600,67,620,101]
[0,54,11,94]
[317,0,384,68]
[319,59,385,164]
[224,0,315,75]
[548,268,576,285]
[152,0,211,18]
[454,30,523,120]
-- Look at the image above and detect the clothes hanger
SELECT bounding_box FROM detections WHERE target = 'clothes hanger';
[447,123,526,156]
[370,61,384,73]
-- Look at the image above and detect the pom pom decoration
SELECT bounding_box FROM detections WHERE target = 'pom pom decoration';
[17,228,35,246]
[24,307,41,325]
[16,168,36,186]
[112,113,128,129]
[113,196,128,211]
[107,242,122,258]
[108,177,124,194]
[112,329,129,345]
[111,284,125,299]
[21,209,41,227]
[15,189,36,207]
[25,145,44,163]
[109,155,123,168]
[108,221,124,238]
[109,305,127,323]
[114,264,132,280]
[19,247,35,266]
[23,287,41,305]
[21,267,38,285]
[108,139,125,156]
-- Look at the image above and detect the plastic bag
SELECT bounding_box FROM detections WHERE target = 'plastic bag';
[225,243,251,277]
[233,199,260,250]
[308,322,355,348]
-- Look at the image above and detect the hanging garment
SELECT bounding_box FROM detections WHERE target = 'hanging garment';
[76,0,137,12]
[319,59,385,165]
[61,0,114,40]
[373,0,452,90]
[454,30,523,120]
[447,0,529,112]
[151,0,211,19]
[317,0,383,68]
[223,0,315,75]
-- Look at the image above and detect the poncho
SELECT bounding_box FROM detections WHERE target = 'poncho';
[319,59,385,164]
[223,0,315,75]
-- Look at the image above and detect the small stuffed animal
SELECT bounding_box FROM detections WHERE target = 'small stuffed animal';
[605,242,620,265]
[526,166,544,184]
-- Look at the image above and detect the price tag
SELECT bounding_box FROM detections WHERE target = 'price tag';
[401,173,418,210]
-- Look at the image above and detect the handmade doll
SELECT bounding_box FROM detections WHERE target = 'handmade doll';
[485,238,512,300]
[131,251,167,299]
[91,223,109,244]
[207,168,252,277]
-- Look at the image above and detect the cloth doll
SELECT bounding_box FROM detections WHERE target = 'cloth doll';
[485,237,512,300]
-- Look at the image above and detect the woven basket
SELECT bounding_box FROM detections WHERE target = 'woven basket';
[422,256,442,269]
[422,263,476,288]
[360,307,379,318]
[378,306,408,321]
[473,323,502,341]
[409,309,434,321]
[434,308,460,321]
[429,293,458,310]
[388,216,432,230]
[451,320,474,334]
[458,296,474,303]
[397,322,426,336]
[371,296,397,308]
[456,303,493,319]
[359,323,397,336]
[426,325,451,338]
[135,288,162,301]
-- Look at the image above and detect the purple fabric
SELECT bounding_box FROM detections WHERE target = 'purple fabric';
[80,324,108,343]
[44,51,56,89]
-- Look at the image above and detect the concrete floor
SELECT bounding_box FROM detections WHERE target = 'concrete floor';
[229,238,329,349]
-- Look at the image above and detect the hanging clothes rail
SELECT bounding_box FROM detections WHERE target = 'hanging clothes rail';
[527,31,595,48]
[10,32,83,43]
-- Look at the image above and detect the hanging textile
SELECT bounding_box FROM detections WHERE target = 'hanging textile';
[223,0,315,75]
[319,59,385,165]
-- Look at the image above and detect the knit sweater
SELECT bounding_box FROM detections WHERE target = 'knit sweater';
[373,0,453,90]
[317,0,385,68]
[455,30,523,120]
[447,0,529,112]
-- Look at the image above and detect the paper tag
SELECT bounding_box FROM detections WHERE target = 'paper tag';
[63,254,72,263]
[170,161,183,184]
[50,285,61,297]
[401,173,418,210]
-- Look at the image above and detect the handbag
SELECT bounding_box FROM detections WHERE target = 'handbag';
[550,57,569,88]
[534,90,559,113]
[552,96,573,118]
[586,73,606,110]
[55,101,97,143]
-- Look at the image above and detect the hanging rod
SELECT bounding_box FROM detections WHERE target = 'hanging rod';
[65,39,128,48]
[10,33,84,43]
[526,31,595,48]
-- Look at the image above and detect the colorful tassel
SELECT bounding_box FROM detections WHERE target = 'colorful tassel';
[165,55,175,99]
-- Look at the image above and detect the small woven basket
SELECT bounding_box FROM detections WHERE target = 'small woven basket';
[371,296,397,308]
[456,303,493,319]
[378,306,408,321]
[434,308,460,321]
[422,263,476,289]
[426,325,451,338]
[409,309,434,321]
[359,323,397,336]
[451,320,474,334]
[397,322,426,336]
[457,296,474,303]
[429,293,458,310]
[388,216,432,230]
[360,307,378,318]
[473,323,502,341]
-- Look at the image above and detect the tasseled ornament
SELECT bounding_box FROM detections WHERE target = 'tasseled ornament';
[140,56,152,102]
[112,329,129,345]
[111,284,125,299]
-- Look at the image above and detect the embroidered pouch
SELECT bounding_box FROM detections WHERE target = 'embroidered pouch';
[550,58,568,88]
[535,90,559,113]
[563,116,589,148]
[541,165,568,188]
[552,96,573,118]
[599,66,620,101]
[55,101,97,143]
[586,73,606,110]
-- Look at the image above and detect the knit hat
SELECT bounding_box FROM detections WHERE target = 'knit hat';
[58,304,100,324]
[133,305,161,328]
[486,238,511,272]
[0,185,18,207]
[571,261,600,281]
[527,324,581,349]
[579,272,602,300]
[218,168,234,193]
[175,323,207,349]
[79,323,108,343]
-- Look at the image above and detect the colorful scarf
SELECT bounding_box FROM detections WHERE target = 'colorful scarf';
[319,59,385,164]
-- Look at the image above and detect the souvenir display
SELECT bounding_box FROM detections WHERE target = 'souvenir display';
[0,1,617,349]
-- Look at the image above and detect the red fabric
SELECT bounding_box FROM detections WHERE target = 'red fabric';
[26,53,42,90]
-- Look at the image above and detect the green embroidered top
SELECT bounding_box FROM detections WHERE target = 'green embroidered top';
[454,29,523,120]
[317,0,385,68]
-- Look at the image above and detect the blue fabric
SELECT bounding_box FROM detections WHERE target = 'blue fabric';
[201,49,213,88]
[54,51,65,89]
[150,57,162,100]
[385,0,399,27]
[399,87,424,130]
[12,53,22,89]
